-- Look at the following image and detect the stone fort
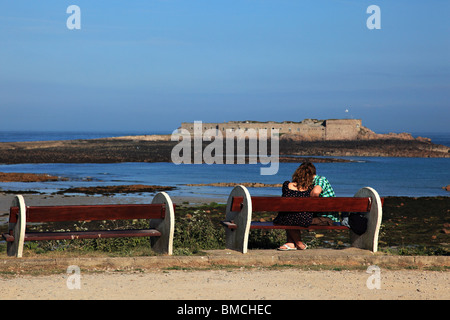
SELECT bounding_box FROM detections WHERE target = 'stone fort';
[179,119,362,140]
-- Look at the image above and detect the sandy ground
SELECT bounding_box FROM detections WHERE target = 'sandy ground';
[0,268,448,300]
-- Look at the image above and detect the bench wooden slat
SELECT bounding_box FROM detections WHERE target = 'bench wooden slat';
[9,204,169,223]
[2,229,162,242]
[250,221,349,230]
[2,233,14,242]
[221,221,349,231]
[230,196,373,212]
[20,229,162,241]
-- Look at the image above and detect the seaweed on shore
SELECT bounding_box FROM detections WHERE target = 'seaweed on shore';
[379,197,450,252]
[54,184,175,195]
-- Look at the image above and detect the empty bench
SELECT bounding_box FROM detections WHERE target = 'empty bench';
[2,192,175,258]
[221,186,383,253]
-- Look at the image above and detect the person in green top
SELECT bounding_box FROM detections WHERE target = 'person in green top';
[311,173,336,198]
[305,162,339,223]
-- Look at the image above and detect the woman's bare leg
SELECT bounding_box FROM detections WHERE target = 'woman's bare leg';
[279,230,307,250]
[287,230,307,250]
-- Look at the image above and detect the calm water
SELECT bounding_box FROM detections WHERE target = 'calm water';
[0,131,449,199]
[0,131,171,143]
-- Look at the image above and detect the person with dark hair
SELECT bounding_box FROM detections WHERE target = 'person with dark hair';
[274,162,336,251]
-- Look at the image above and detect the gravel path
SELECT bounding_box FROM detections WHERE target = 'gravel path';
[1,268,448,300]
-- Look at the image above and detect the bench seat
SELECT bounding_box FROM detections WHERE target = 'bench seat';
[3,192,175,258]
[222,186,383,253]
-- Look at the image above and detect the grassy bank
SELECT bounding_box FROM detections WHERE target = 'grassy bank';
[1,196,449,257]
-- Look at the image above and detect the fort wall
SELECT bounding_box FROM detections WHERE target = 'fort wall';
[179,119,362,141]
[324,119,361,140]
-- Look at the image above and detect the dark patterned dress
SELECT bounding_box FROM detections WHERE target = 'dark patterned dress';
[273,181,313,227]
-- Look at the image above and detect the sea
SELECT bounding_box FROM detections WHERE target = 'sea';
[0,131,449,200]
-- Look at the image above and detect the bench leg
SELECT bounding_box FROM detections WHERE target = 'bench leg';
[225,186,252,254]
[351,187,383,252]
[7,195,26,258]
[150,192,175,255]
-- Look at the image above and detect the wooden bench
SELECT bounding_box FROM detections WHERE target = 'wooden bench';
[2,192,175,258]
[221,186,383,253]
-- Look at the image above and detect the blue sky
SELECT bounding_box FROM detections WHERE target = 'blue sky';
[0,0,449,133]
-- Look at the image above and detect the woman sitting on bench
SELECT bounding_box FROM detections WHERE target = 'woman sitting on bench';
[274,162,334,251]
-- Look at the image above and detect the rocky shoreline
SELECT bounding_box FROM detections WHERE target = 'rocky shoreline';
[0,135,448,164]
[0,172,68,182]
[54,185,175,196]
[279,139,449,158]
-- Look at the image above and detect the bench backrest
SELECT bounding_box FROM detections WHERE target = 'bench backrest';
[8,204,172,224]
[230,196,378,213]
